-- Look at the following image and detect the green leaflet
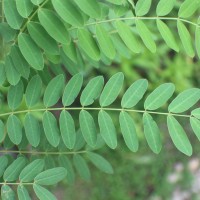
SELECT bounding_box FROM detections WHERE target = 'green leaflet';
[7,80,24,111]
[96,24,116,59]
[10,45,30,80]
[25,75,42,108]
[136,20,156,53]
[74,0,101,18]
[33,184,56,200]
[121,79,148,108]
[178,0,200,18]
[177,21,195,57]
[59,111,76,149]
[7,115,22,145]
[80,76,104,106]
[167,115,192,156]
[34,167,67,185]
[195,27,200,59]
[31,0,44,5]
[1,185,15,200]
[43,74,64,107]
[62,73,83,106]
[27,22,59,55]
[19,159,44,182]
[78,29,100,61]
[0,64,6,85]
[52,0,84,27]
[73,154,91,181]
[190,117,200,141]
[143,113,162,154]
[79,110,97,147]
[156,19,179,52]
[44,156,55,170]
[4,0,23,29]
[100,72,124,107]
[98,110,117,149]
[156,0,175,16]
[135,0,152,16]
[87,152,113,174]
[0,23,16,42]
[0,120,5,143]
[62,42,77,63]
[73,130,86,151]
[106,0,123,5]
[3,156,27,182]
[18,33,44,70]
[5,56,21,85]
[58,155,75,184]
[38,8,70,45]
[119,112,139,152]
[115,21,141,53]
[144,83,175,110]
[43,111,60,147]
[16,0,33,18]
[168,88,200,113]
[192,108,200,119]
[17,185,31,200]
[24,113,41,147]
[0,156,8,178]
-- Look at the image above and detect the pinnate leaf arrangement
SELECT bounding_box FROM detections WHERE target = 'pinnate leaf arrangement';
[0,0,200,199]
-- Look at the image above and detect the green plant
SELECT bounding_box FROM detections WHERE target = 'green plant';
[0,0,200,199]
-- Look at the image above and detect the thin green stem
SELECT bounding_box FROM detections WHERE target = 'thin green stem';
[0,182,33,186]
[0,107,191,118]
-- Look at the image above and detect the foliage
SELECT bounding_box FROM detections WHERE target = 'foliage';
[0,0,200,199]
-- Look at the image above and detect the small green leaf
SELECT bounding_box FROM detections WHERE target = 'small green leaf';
[135,0,152,16]
[16,0,34,18]
[96,24,116,59]
[18,33,44,70]
[52,0,84,27]
[115,21,141,53]
[87,152,113,174]
[143,113,162,154]
[33,184,56,200]
[25,75,42,108]
[156,19,179,52]
[190,117,200,141]
[98,110,117,149]
[156,0,175,16]
[192,108,200,119]
[27,22,59,55]
[73,130,86,151]
[43,74,64,107]
[24,113,41,147]
[31,0,44,5]
[1,185,15,200]
[0,156,8,178]
[62,42,77,63]
[19,159,44,182]
[38,8,70,45]
[80,76,104,106]
[17,185,31,200]
[7,115,22,145]
[0,64,6,85]
[100,72,124,107]
[73,154,91,181]
[177,20,195,57]
[79,110,97,147]
[4,0,23,29]
[74,0,101,18]
[59,111,76,149]
[121,79,148,108]
[119,112,139,152]
[78,29,100,61]
[144,83,175,110]
[34,167,67,185]
[43,111,60,147]
[178,0,200,18]
[0,120,5,143]
[7,80,24,111]
[3,156,27,182]
[62,73,83,106]
[195,27,200,59]
[136,20,156,53]
[167,115,192,156]
[106,0,123,5]
[168,88,200,113]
